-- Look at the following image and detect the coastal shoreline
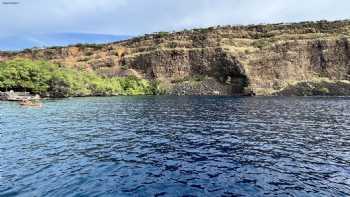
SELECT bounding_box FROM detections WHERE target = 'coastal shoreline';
[2,20,350,97]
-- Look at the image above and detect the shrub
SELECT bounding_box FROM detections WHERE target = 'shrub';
[313,87,330,95]
[157,32,170,38]
[252,39,270,49]
[0,59,162,97]
[0,59,56,94]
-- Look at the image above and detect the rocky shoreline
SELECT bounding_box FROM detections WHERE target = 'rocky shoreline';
[2,20,350,96]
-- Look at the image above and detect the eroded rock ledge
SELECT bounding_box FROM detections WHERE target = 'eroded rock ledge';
[2,20,350,96]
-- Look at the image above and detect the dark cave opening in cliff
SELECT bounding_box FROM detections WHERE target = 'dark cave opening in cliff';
[222,74,249,94]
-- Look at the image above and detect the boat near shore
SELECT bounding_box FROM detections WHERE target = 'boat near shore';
[19,99,43,107]
[0,91,41,101]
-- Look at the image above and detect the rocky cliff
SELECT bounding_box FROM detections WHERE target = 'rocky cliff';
[2,20,350,96]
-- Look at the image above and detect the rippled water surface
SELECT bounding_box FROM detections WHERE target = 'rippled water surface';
[1,96,350,197]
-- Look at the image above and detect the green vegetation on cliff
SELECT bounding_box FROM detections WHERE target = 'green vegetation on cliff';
[2,20,350,96]
[0,59,161,97]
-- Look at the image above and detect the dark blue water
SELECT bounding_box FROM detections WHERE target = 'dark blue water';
[1,96,350,197]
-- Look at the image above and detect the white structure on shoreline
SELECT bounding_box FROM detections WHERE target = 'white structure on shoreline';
[0,91,40,101]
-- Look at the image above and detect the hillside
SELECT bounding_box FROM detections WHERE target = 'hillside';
[2,20,350,96]
[0,33,130,51]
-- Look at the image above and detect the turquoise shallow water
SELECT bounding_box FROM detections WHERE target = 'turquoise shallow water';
[1,96,350,196]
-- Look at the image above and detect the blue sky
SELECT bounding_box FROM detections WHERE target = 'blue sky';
[0,0,349,37]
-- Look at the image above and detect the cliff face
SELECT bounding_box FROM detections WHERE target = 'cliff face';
[2,20,350,96]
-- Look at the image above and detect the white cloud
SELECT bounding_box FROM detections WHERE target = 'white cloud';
[0,0,349,37]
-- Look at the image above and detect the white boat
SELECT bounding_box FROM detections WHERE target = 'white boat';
[0,91,41,101]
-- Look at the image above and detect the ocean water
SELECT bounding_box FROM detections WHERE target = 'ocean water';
[0,96,350,197]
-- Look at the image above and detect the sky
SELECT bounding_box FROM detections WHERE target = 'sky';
[0,0,349,37]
